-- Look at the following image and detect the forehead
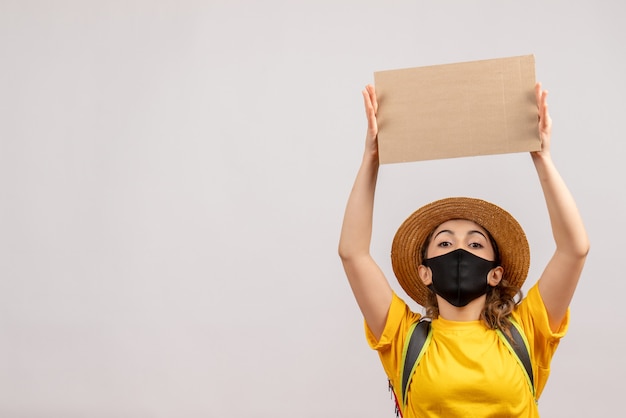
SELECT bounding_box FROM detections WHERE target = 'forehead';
[431,219,488,236]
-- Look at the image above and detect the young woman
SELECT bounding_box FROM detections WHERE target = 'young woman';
[338,83,589,417]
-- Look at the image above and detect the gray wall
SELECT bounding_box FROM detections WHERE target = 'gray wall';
[1,1,623,416]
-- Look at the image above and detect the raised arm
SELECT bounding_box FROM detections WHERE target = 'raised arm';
[532,82,590,331]
[338,85,393,339]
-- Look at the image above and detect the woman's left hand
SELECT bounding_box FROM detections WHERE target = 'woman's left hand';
[533,82,552,157]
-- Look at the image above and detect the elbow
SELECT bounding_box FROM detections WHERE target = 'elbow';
[578,233,591,258]
[337,246,346,261]
[337,242,353,262]
[557,233,590,260]
[337,240,365,264]
[570,238,591,260]
[581,240,591,258]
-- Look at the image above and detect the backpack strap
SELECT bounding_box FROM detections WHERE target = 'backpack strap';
[400,320,432,408]
[496,318,536,401]
[397,317,535,413]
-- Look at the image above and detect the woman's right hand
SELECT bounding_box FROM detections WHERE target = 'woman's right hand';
[362,84,379,158]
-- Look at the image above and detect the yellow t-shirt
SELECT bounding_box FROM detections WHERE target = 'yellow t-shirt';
[365,284,569,418]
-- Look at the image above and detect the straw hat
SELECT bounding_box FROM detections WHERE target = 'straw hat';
[391,197,530,307]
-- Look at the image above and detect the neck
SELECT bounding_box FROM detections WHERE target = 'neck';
[436,294,487,322]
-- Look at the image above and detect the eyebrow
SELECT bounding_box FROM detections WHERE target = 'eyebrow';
[434,229,487,239]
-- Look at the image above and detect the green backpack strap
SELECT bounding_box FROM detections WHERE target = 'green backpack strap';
[400,320,432,408]
[496,318,536,401]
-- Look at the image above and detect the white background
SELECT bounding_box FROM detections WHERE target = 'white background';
[1,1,624,417]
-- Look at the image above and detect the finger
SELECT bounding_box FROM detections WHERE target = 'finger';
[540,90,548,122]
[535,83,550,124]
[535,82,542,108]
[362,88,377,131]
[362,88,372,116]
[542,90,549,109]
[368,84,378,115]
[364,85,375,113]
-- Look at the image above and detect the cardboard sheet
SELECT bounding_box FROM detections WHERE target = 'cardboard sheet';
[374,55,541,164]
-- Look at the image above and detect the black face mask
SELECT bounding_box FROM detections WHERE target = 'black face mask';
[423,248,498,307]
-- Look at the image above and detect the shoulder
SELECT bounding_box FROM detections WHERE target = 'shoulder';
[512,283,569,367]
[365,292,421,351]
[514,283,569,339]
[512,283,571,399]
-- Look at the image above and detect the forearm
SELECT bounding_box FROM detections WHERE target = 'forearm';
[338,150,379,259]
[532,152,590,257]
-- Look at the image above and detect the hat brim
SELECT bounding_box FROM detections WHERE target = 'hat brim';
[391,197,530,307]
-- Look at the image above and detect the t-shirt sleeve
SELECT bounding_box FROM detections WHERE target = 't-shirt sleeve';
[364,293,422,385]
[513,283,570,398]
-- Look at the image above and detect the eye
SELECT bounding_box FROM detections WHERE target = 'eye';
[437,241,452,248]
[469,242,484,249]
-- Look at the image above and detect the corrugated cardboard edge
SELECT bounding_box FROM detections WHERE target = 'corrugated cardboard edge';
[374,55,541,164]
